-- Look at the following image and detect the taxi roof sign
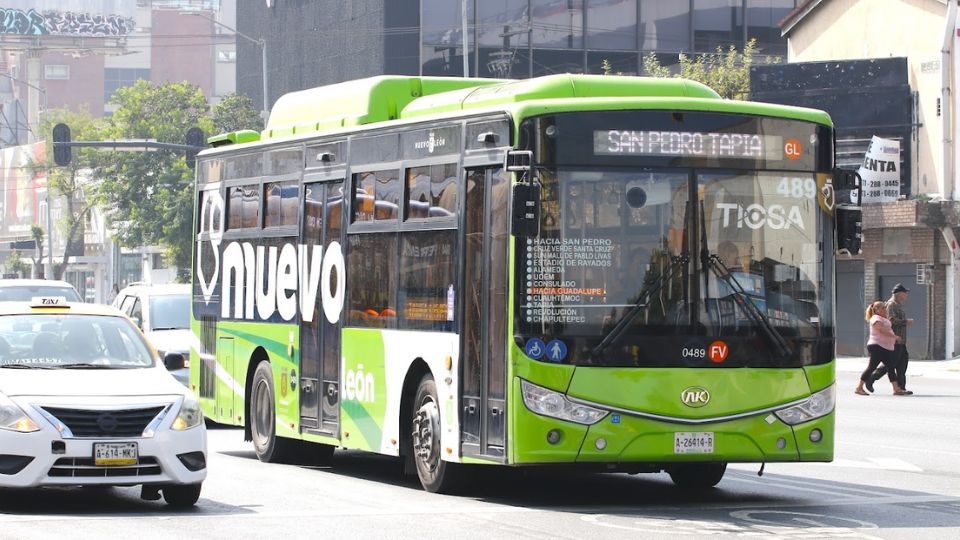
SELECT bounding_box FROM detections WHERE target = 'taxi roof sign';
[30,296,70,308]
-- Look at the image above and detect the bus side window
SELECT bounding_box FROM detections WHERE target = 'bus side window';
[353,172,376,222]
[228,184,261,229]
[405,163,457,221]
[264,181,299,227]
[346,233,398,329]
[398,230,456,332]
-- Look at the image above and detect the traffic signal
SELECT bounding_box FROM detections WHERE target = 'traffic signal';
[52,123,71,166]
[185,127,205,170]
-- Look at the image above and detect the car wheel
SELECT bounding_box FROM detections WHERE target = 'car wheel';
[667,462,727,489]
[410,374,467,493]
[162,483,202,508]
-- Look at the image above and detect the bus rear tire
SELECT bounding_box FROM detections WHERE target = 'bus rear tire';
[667,462,727,489]
[410,374,466,493]
[250,361,298,463]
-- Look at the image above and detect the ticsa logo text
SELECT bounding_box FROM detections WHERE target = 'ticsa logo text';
[716,202,805,230]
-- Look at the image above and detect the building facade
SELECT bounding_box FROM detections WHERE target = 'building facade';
[761,0,959,359]
[0,0,238,300]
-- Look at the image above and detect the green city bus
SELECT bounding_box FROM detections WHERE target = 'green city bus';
[190,74,844,493]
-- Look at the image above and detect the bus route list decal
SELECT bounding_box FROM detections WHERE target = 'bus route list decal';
[594,130,785,161]
[523,237,611,324]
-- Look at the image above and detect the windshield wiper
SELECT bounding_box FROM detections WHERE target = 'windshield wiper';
[55,363,111,369]
[0,363,55,369]
[591,252,689,359]
[704,254,792,359]
[150,327,187,331]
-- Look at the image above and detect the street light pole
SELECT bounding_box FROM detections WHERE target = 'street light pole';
[185,12,269,121]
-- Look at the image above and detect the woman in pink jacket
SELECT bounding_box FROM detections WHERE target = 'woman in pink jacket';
[856,301,904,395]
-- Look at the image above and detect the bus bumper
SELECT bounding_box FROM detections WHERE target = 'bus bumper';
[576,410,834,464]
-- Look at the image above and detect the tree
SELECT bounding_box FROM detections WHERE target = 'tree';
[6,250,29,277]
[94,81,215,281]
[212,93,264,134]
[31,108,105,280]
[600,58,622,76]
[642,39,773,100]
[30,225,44,277]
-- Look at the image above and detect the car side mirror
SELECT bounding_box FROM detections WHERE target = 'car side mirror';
[131,316,142,329]
[163,352,186,371]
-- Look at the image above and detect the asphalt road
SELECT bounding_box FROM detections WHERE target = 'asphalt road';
[1,364,958,539]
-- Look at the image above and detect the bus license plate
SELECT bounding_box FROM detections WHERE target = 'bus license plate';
[674,432,714,454]
[94,442,138,466]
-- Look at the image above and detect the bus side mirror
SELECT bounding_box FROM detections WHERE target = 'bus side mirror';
[833,168,862,206]
[836,205,862,255]
[512,182,541,238]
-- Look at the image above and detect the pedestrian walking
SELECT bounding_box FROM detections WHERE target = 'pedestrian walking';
[856,301,902,395]
[872,283,914,395]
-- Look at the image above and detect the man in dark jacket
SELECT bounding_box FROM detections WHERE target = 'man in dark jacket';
[872,283,914,395]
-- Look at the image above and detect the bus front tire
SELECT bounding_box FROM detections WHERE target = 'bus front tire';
[250,361,295,463]
[667,462,727,489]
[250,361,335,465]
[410,374,466,493]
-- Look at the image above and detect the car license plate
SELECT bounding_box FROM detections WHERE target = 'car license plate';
[674,432,714,454]
[93,442,138,466]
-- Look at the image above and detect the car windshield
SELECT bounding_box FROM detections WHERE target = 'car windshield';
[149,294,190,330]
[0,314,154,369]
[0,286,82,302]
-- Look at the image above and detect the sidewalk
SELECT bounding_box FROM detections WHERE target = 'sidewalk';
[837,356,960,380]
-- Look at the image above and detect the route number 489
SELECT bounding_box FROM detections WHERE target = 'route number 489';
[776,177,816,199]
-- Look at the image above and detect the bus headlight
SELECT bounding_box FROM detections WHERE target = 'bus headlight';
[171,393,202,431]
[774,385,836,425]
[520,379,608,425]
[0,393,40,433]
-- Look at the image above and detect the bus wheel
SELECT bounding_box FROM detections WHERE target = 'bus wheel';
[250,361,295,463]
[667,462,727,489]
[410,374,464,493]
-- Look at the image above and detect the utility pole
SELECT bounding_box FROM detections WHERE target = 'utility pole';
[461,0,469,77]
[183,12,269,121]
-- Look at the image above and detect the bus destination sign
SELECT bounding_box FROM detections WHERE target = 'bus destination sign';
[594,130,786,161]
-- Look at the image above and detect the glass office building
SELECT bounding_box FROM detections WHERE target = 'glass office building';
[421,1,798,79]
[237,1,798,115]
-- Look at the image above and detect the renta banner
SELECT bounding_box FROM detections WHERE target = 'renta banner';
[856,136,901,204]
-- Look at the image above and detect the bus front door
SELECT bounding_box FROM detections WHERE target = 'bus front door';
[461,167,509,460]
[299,179,345,435]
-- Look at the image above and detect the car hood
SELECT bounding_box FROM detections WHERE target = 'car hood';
[0,366,186,398]
[144,329,193,354]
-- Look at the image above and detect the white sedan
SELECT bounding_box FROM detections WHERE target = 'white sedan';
[0,298,206,507]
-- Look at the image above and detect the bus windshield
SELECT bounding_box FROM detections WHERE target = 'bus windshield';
[515,113,834,369]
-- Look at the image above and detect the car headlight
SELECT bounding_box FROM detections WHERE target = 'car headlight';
[520,379,608,425]
[171,393,202,430]
[0,392,40,433]
[774,384,836,425]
